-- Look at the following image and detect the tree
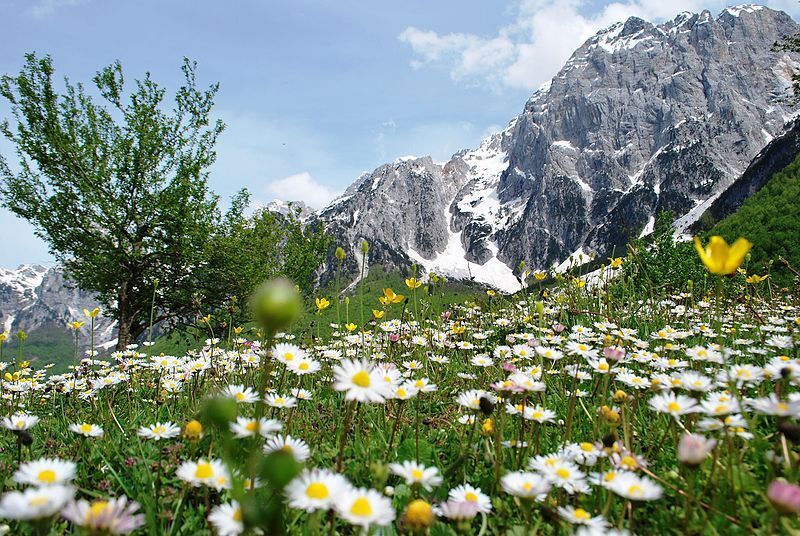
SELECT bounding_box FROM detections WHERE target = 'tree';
[0,54,225,348]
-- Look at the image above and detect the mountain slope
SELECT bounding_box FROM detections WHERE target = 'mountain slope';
[315,5,799,292]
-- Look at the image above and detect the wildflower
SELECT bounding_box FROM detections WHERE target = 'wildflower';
[334,487,395,528]
[558,506,609,529]
[2,413,40,431]
[61,495,145,534]
[0,485,74,520]
[264,393,297,409]
[14,458,76,487]
[456,390,496,411]
[69,423,104,438]
[447,484,492,513]
[69,321,85,330]
[184,419,204,440]
[230,417,282,439]
[176,459,228,488]
[500,471,551,499]
[83,307,101,318]
[746,274,768,284]
[372,309,385,319]
[648,392,699,417]
[263,434,311,462]
[437,499,479,521]
[285,469,348,512]
[677,433,716,467]
[606,472,662,501]
[768,480,800,514]
[222,384,260,404]
[402,499,436,531]
[208,501,243,536]
[389,461,443,491]
[249,278,302,332]
[693,236,752,275]
[747,394,800,417]
[539,461,588,494]
[381,288,405,305]
[405,278,422,289]
[138,422,181,441]
[332,359,392,403]
[315,297,331,311]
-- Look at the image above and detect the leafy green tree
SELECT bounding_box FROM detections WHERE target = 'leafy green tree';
[0,54,224,348]
[201,192,331,326]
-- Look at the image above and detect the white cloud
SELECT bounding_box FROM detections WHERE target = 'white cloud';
[400,0,800,91]
[263,172,339,210]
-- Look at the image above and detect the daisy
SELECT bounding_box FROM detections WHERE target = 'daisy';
[390,383,419,401]
[334,487,395,528]
[273,343,307,365]
[230,417,282,439]
[264,394,297,409]
[208,501,243,536]
[285,469,348,512]
[447,484,492,513]
[500,471,551,499]
[747,394,800,417]
[137,422,181,441]
[456,390,496,411]
[606,472,662,501]
[0,485,74,520]
[540,460,588,494]
[388,461,442,491]
[332,359,392,403]
[14,458,76,487]
[2,412,39,431]
[558,506,609,529]
[61,495,144,534]
[69,423,104,438]
[264,435,310,462]
[437,500,479,521]
[222,384,259,404]
[291,388,313,400]
[287,357,321,375]
[648,392,699,417]
[175,459,229,488]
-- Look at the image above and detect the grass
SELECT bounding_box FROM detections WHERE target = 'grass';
[0,252,798,535]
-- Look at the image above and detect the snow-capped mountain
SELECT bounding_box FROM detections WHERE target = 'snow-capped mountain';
[0,265,115,346]
[315,5,799,292]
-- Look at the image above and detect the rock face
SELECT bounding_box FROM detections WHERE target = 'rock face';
[315,5,800,292]
[692,118,800,230]
[0,265,116,347]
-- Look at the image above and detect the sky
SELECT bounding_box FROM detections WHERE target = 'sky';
[0,0,798,267]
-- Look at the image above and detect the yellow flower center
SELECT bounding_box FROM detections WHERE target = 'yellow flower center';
[464,492,478,502]
[284,353,294,361]
[778,402,789,412]
[87,501,109,521]
[28,496,49,507]
[628,484,643,496]
[667,401,681,413]
[276,397,285,405]
[411,469,423,480]
[350,497,373,517]
[235,392,245,401]
[245,421,259,432]
[195,462,213,479]
[415,380,424,388]
[556,468,571,479]
[621,456,637,469]
[604,472,617,482]
[233,508,243,522]
[580,442,594,452]
[37,469,57,484]
[398,388,408,398]
[522,482,532,491]
[574,508,590,520]
[153,426,166,435]
[80,423,93,434]
[599,362,609,371]
[306,482,329,499]
[532,411,544,420]
[299,363,309,371]
[352,371,371,387]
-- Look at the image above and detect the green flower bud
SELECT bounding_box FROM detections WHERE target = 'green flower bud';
[361,240,369,254]
[249,277,302,333]
[535,301,545,316]
[335,246,346,261]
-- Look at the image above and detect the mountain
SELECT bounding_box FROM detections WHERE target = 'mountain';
[314,5,800,292]
[0,265,116,348]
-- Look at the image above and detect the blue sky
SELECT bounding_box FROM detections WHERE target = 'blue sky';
[0,0,798,267]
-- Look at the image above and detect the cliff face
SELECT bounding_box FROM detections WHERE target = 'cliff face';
[315,6,799,291]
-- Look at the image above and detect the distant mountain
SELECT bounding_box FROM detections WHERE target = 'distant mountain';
[0,265,116,349]
[314,5,800,292]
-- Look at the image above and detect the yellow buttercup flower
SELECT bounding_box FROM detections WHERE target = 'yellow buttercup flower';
[610,257,624,269]
[693,236,752,275]
[315,297,331,311]
[83,307,100,318]
[345,323,358,332]
[382,288,404,304]
[372,309,385,319]
[745,274,768,284]
[0,331,7,342]
[405,277,422,289]
[68,321,85,330]
[486,289,496,297]
[533,271,547,281]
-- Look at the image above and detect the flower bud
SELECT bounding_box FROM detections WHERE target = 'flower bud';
[249,277,302,333]
[768,480,800,515]
[361,240,369,254]
[335,246,346,261]
[403,499,435,532]
[677,433,716,467]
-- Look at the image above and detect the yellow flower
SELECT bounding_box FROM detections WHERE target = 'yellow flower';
[201,314,212,324]
[486,289,496,297]
[68,321,85,330]
[746,274,768,284]
[610,257,624,269]
[315,297,331,311]
[345,323,358,332]
[184,419,203,440]
[233,326,244,335]
[481,418,494,435]
[574,278,586,288]
[372,309,385,319]
[405,277,422,289]
[403,499,435,531]
[0,331,7,342]
[451,324,466,335]
[693,236,752,275]
[382,288,405,304]
[83,307,100,318]
[533,271,547,281]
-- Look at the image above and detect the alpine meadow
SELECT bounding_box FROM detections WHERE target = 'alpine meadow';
[1,2,800,535]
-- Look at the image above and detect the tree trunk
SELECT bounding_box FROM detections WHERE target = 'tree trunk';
[116,283,133,350]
